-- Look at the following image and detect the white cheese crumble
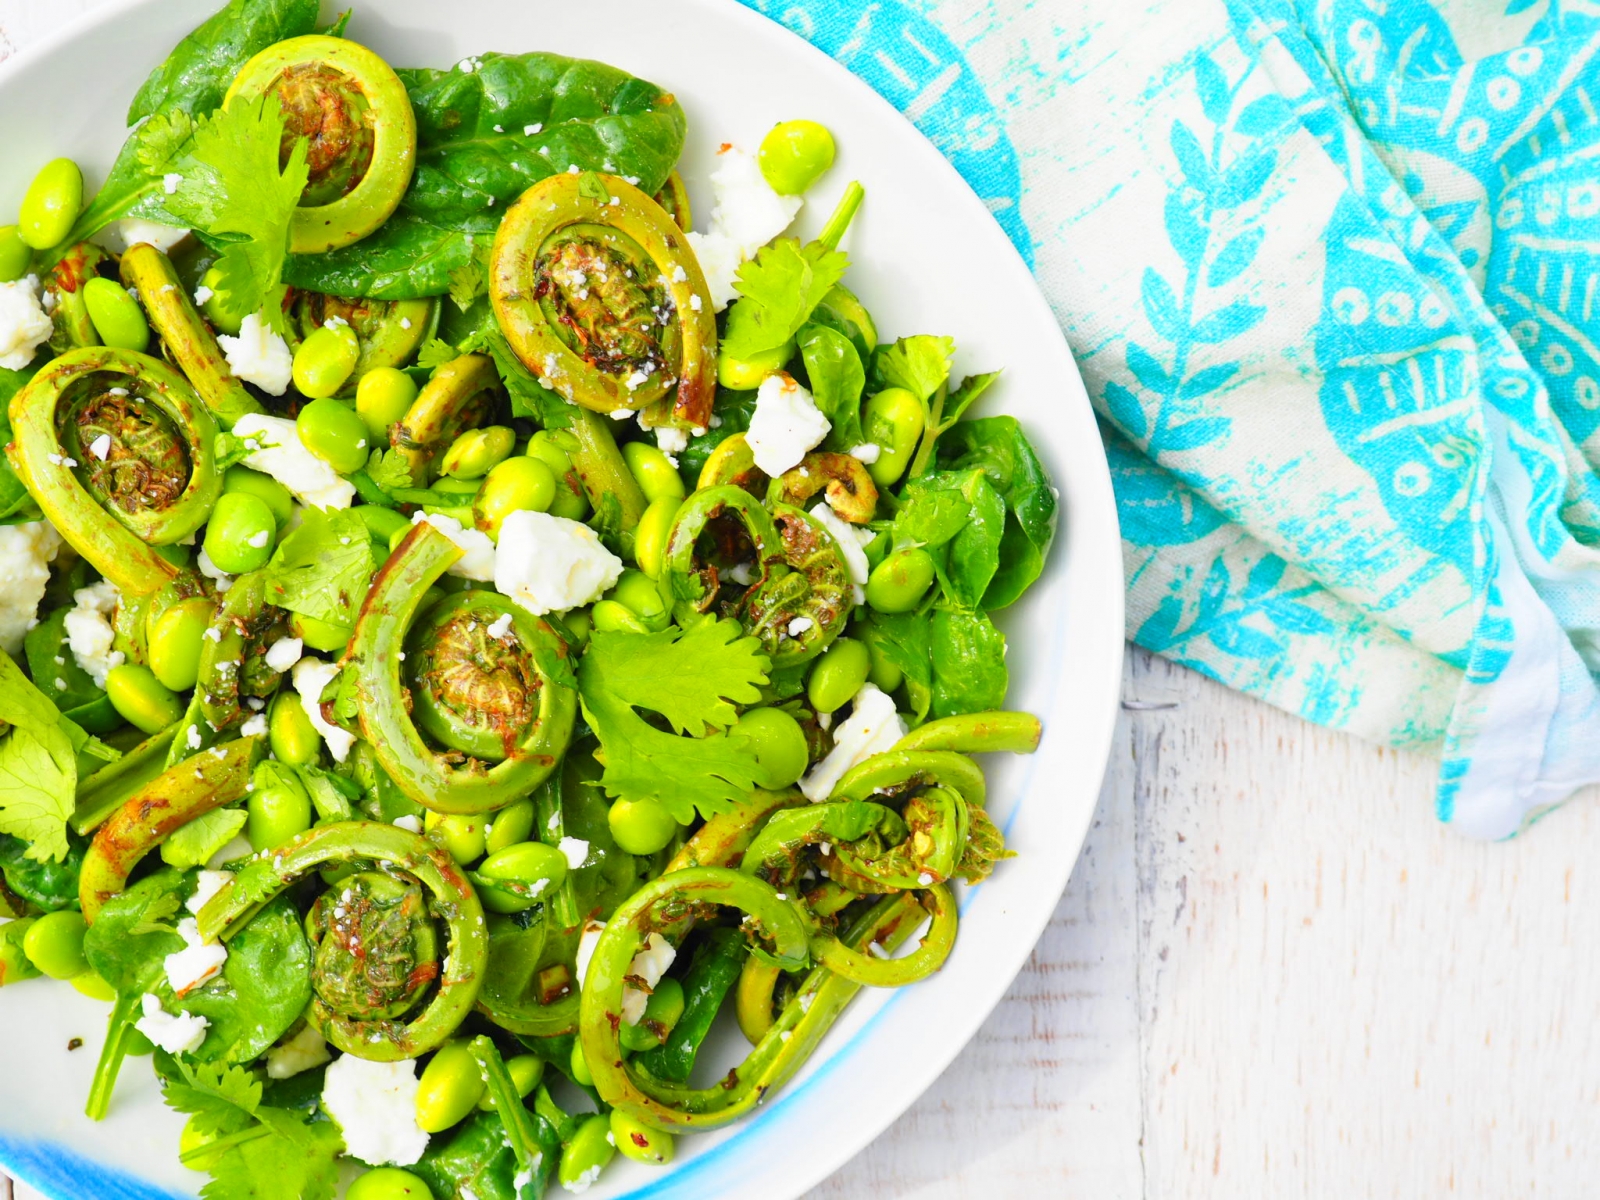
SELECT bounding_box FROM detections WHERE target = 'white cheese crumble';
[135,994,209,1055]
[524,123,543,135]
[801,683,907,801]
[230,413,355,510]
[681,144,803,312]
[164,917,228,996]
[747,374,830,475]
[809,503,872,603]
[266,1024,331,1079]
[486,612,514,640]
[217,313,293,395]
[0,522,61,657]
[93,218,190,255]
[293,657,355,762]
[684,230,743,312]
[263,635,303,673]
[64,578,124,687]
[162,173,182,194]
[206,835,253,869]
[412,511,496,580]
[787,616,813,637]
[849,443,882,464]
[321,1055,430,1166]
[87,433,113,461]
[186,870,233,915]
[558,837,590,870]
[392,815,423,833]
[621,933,677,1025]
[240,712,268,738]
[655,426,689,454]
[494,511,623,615]
[196,546,234,593]
[193,285,214,306]
[574,918,608,987]
[0,275,53,370]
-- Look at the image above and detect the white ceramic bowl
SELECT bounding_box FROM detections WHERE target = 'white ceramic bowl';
[0,1,1123,1196]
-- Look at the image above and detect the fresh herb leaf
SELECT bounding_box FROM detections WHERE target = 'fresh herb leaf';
[364,448,416,492]
[721,239,850,361]
[797,324,865,450]
[937,416,1057,609]
[447,241,492,312]
[160,808,248,871]
[587,623,769,736]
[0,649,80,861]
[261,508,378,629]
[930,607,1008,719]
[873,335,954,403]
[127,888,184,937]
[162,92,310,322]
[894,469,1007,610]
[417,337,460,370]
[0,833,83,912]
[483,328,574,429]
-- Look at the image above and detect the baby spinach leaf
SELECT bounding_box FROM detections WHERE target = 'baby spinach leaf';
[127,0,321,123]
[894,469,1006,610]
[938,416,1057,609]
[414,1108,561,1200]
[798,324,865,451]
[0,832,84,912]
[860,613,932,725]
[23,608,104,714]
[0,370,39,520]
[285,52,687,298]
[930,608,1008,719]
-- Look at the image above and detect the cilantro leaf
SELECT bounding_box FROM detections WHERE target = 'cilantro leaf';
[417,337,460,370]
[261,507,378,629]
[163,91,310,322]
[720,238,850,361]
[578,621,769,823]
[364,447,415,492]
[0,649,80,861]
[873,335,955,403]
[586,624,769,735]
[160,807,248,870]
[482,328,574,429]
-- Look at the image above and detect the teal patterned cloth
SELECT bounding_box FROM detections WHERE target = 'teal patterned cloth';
[741,0,1600,837]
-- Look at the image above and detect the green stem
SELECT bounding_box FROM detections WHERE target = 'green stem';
[178,1124,272,1164]
[568,407,649,556]
[85,991,138,1121]
[818,182,865,252]
[468,1037,542,1175]
[906,381,948,480]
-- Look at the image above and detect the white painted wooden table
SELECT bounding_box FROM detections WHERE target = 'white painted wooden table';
[7,4,1599,1198]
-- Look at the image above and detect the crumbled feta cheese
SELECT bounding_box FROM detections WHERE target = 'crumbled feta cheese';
[293,658,355,762]
[193,285,214,306]
[87,433,113,461]
[524,123,543,135]
[747,374,830,475]
[486,613,514,640]
[849,443,882,464]
[64,579,124,686]
[196,546,234,593]
[684,230,743,311]
[412,511,496,581]
[240,712,268,738]
[809,503,873,603]
[266,1024,330,1079]
[185,724,203,750]
[609,407,633,420]
[264,635,303,673]
[494,511,623,615]
[574,918,608,987]
[558,837,590,870]
[707,145,802,256]
[164,917,228,995]
[162,173,182,194]
[392,815,423,833]
[801,684,907,801]
[93,218,190,255]
[217,313,293,395]
[0,275,53,370]
[321,1055,430,1166]
[186,870,232,915]
[655,426,689,454]
[0,522,61,656]
[135,994,209,1055]
[399,317,412,330]
[725,561,757,586]
[620,933,677,1025]
[623,369,650,391]
[246,528,270,548]
[787,616,813,637]
[231,413,355,510]
[566,1165,602,1193]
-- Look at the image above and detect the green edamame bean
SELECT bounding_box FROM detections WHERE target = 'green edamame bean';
[477,1053,543,1110]
[292,324,361,400]
[248,775,311,851]
[619,976,685,1052]
[198,265,249,337]
[862,628,904,693]
[622,441,687,503]
[295,397,370,474]
[865,548,937,614]
[223,466,294,528]
[415,1040,486,1133]
[153,543,192,568]
[560,1114,616,1190]
[759,120,836,196]
[611,1108,676,1166]
[591,599,650,634]
[527,434,590,520]
[268,690,321,765]
[70,971,117,1001]
[525,431,574,473]
[425,811,487,866]
[105,664,183,734]
[477,841,569,914]
[473,456,556,539]
[484,798,535,856]
[611,569,671,631]
[550,481,589,520]
[204,492,277,575]
[0,918,39,985]
[807,637,871,714]
[732,707,809,789]
[346,1167,434,1200]
[350,503,410,544]
[441,426,515,480]
[18,158,82,250]
[0,226,29,282]
[717,340,791,391]
[23,910,87,980]
[861,387,925,488]
[149,596,216,692]
[563,608,593,646]
[633,495,680,579]
[355,367,418,439]
[568,1041,595,1088]
[607,797,678,856]
[82,276,151,352]
[290,611,353,654]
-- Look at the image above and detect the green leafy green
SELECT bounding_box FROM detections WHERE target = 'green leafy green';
[0,832,84,912]
[23,608,103,713]
[798,324,866,451]
[930,608,1008,718]
[364,448,416,492]
[938,416,1057,609]
[587,622,769,736]
[159,808,248,870]
[894,469,1007,610]
[413,1109,560,1200]
[0,649,82,861]
[483,328,575,429]
[285,52,687,298]
[721,239,850,361]
[873,335,954,403]
[861,613,932,723]
[261,507,379,629]
[0,369,40,520]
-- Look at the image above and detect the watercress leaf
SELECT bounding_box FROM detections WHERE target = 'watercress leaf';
[937,416,1058,609]
[160,807,248,870]
[872,335,954,404]
[797,324,865,450]
[261,508,378,629]
[127,0,321,123]
[722,239,850,361]
[929,607,1008,719]
[0,649,78,862]
[941,369,1001,428]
